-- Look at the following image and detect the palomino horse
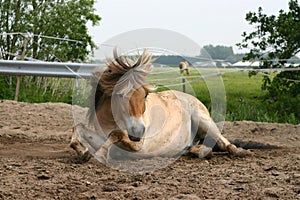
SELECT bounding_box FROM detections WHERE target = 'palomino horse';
[70,49,251,163]
[179,61,190,75]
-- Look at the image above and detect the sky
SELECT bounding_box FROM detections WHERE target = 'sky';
[88,0,290,57]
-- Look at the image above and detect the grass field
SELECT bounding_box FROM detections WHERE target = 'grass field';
[1,66,298,124]
[149,67,298,124]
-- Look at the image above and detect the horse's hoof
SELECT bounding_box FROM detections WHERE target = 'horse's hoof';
[234,148,253,157]
[94,150,108,164]
[81,151,92,162]
[227,144,253,157]
[198,146,213,159]
[96,155,107,164]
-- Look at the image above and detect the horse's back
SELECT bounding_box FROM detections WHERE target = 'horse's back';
[155,90,209,115]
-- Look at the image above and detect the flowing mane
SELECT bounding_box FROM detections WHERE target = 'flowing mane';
[88,49,155,124]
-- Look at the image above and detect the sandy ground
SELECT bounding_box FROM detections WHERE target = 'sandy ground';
[0,100,299,200]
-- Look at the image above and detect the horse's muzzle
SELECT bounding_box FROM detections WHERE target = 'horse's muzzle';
[126,117,145,142]
[128,125,145,142]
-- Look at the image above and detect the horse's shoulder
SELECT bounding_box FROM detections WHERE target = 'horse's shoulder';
[146,90,179,108]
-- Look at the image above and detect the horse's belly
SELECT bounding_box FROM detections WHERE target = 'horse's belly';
[139,91,194,157]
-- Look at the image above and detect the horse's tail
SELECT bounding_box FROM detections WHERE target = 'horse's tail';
[209,139,281,152]
[201,137,281,152]
[229,139,281,150]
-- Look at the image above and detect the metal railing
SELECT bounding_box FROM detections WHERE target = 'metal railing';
[0,60,103,78]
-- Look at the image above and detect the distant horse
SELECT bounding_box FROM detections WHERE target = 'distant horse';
[179,61,190,75]
[70,49,251,163]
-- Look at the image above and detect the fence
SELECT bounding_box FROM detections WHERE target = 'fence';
[0,60,103,100]
[1,60,299,100]
[0,60,100,78]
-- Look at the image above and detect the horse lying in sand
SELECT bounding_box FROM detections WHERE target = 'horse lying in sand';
[70,49,252,163]
[179,61,190,75]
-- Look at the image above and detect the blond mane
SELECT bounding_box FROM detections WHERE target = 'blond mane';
[88,49,155,124]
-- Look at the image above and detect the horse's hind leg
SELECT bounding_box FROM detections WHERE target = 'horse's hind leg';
[210,123,252,157]
[194,112,252,157]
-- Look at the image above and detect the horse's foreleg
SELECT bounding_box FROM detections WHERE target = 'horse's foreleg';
[117,133,144,152]
[70,124,92,162]
[94,130,123,163]
[94,130,144,162]
[189,144,213,158]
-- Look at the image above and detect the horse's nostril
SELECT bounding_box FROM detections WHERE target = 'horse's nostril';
[129,135,141,142]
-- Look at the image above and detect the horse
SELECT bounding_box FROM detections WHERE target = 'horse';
[179,61,190,75]
[70,49,252,163]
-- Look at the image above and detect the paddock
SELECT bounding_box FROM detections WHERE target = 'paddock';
[0,100,299,199]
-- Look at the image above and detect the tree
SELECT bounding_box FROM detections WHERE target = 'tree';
[237,0,300,121]
[0,1,30,60]
[201,45,234,60]
[0,0,101,62]
[201,45,238,66]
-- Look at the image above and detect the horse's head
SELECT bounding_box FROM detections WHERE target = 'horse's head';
[98,49,155,142]
[113,85,149,141]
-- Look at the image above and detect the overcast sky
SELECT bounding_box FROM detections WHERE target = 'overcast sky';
[88,0,290,57]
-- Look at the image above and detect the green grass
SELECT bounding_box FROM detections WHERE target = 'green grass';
[1,67,299,124]
[0,75,75,103]
[149,67,299,124]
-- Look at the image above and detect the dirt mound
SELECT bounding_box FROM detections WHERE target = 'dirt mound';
[0,100,299,199]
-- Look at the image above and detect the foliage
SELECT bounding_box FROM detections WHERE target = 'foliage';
[0,0,101,62]
[237,0,300,121]
[238,0,300,63]
[200,45,245,65]
[237,0,300,92]
[200,44,234,67]
[201,45,234,60]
